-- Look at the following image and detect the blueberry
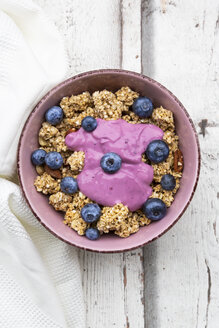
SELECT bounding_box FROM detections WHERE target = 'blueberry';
[132,97,154,118]
[82,116,97,132]
[146,140,169,163]
[60,177,78,194]
[45,151,63,169]
[100,152,122,174]
[161,174,176,191]
[81,203,101,223]
[45,106,63,125]
[142,198,167,221]
[85,228,100,240]
[31,149,47,165]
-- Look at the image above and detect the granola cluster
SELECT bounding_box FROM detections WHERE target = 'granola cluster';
[49,192,72,211]
[34,173,60,194]
[97,203,151,238]
[66,151,85,174]
[33,87,183,238]
[63,192,93,235]
[60,92,93,117]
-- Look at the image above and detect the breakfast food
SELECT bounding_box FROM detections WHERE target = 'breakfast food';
[32,87,183,240]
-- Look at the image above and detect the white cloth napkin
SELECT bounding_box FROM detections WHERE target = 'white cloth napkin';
[0,0,69,177]
[0,1,85,327]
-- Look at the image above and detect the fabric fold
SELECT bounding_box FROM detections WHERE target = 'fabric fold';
[0,1,85,327]
[0,0,68,177]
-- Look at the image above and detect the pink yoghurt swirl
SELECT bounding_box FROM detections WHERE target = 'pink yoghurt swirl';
[65,119,163,211]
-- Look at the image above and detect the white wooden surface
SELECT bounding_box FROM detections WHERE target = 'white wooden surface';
[36,1,219,327]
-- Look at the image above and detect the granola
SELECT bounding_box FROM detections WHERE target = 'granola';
[60,92,93,117]
[92,90,125,120]
[33,86,183,238]
[115,86,139,107]
[152,106,175,131]
[64,208,88,235]
[66,151,85,174]
[49,192,72,211]
[34,172,60,194]
[97,203,129,233]
[39,122,59,140]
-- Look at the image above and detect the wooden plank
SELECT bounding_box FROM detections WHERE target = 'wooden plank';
[120,3,145,328]
[142,1,219,327]
[36,0,145,327]
[79,251,127,328]
[36,0,122,75]
[121,0,142,71]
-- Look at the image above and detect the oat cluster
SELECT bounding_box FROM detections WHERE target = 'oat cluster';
[34,173,60,194]
[63,192,93,235]
[49,192,72,211]
[34,87,182,238]
[97,203,151,238]
[66,151,85,174]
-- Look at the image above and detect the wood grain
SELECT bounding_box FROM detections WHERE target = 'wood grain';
[142,1,219,327]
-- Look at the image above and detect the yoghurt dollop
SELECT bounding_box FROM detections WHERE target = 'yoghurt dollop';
[65,119,163,211]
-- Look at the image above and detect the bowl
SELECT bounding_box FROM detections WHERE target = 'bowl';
[17,69,200,253]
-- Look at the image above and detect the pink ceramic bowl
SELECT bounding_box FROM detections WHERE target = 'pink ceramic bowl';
[17,69,200,253]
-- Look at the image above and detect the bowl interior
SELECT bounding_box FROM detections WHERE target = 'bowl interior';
[18,70,200,252]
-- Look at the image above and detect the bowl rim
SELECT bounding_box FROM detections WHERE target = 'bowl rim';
[17,69,201,253]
